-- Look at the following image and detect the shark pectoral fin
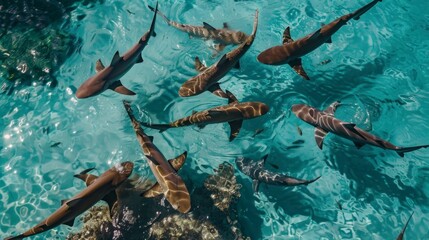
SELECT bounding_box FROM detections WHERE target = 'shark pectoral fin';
[343,123,356,130]
[203,22,217,31]
[168,151,187,171]
[63,218,75,227]
[225,90,239,103]
[148,135,154,142]
[252,179,260,193]
[95,59,105,72]
[257,154,269,168]
[216,54,228,67]
[282,26,294,44]
[194,56,206,72]
[142,183,163,198]
[223,22,229,29]
[314,127,328,149]
[324,101,341,116]
[110,51,122,65]
[78,167,96,175]
[73,173,98,187]
[326,37,332,44]
[197,123,207,129]
[108,80,136,96]
[136,54,144,63]
[288,58,310,80]
[308,29,322,42]
[228,119,243,141]
[207,83,228,99]
[353,141,365,149]
[233,61,240,69]
[102,191,119,214]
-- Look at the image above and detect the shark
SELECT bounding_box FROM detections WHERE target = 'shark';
[235,155,320,192]
[141,91,269,141]
[396,212,414,240]
[291,102,429,157]
[178,9,258,98]
[5,162,134,240]
[148,5,247,51]
[123,101,191,213]
[257,0,382,80]
[75,2,159,99]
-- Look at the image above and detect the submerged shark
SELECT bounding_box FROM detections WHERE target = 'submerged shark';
[396,212,414,240]
[75,3,158,99]
[123,101,191,213]
[236,155,320,192]
[148,5,247,51]
[5,162,134,240]
[257,0,382,80]
[292,102,429,157]
[178,9,258,98]
[141,91,269,141]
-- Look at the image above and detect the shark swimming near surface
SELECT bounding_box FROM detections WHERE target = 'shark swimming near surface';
[178,9,259,98]
[148,5,248,51]
[257,0,382,80]
[235,155,320,192]
[292,102,429,157]
[123,101,191,213]
[75,2,159,99]
[5,162,134,240]
[141,91,269,141]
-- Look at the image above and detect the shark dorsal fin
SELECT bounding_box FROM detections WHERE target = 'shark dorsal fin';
[324,101,341,116]
[63,218,75,227]
[203,22,216,31]
[225,90,239,104]
[282,26,294,44]
[216,54,228,67]
[194,56,206,72]
[167,151,187,171]
[111,51,122,65]
[228,119,243,141]
[308,29,322,42]
[314,127,328,149]
[261,154,269,166]
[288,58,310,80]
[136,54,144,63]
[95,59,105,72]
[223,22,229,29]
[353,141,365,149]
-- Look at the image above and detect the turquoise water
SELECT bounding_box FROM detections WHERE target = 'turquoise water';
[1,0,429,239]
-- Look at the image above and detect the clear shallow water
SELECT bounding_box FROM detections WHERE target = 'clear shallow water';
[1,0,429,239]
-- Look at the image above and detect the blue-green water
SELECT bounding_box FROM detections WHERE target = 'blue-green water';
[1,0,429,239]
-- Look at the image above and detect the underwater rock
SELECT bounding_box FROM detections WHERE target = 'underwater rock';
[66,205,111,240]
[204,162,241,212]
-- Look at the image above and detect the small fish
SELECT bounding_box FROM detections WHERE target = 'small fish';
[252,128,264,137]
[318,59,332,65]
[296,124,302,136]
[50,142,61,148]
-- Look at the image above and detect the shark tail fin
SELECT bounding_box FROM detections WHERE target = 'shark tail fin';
[395,145,429,157]
[148,2,170,26]
[140,122,170,133]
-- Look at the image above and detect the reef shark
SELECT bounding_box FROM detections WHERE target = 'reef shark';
[292,102,429,157]
[5,162,134,240]
[396,211,414,240]
[148,5,247,51]
[141,91,269,141]
[178,9,258,98]
[236,155,320,192]
[75,2,158,99]
[257,0,382,80]
[123,101,191,213]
